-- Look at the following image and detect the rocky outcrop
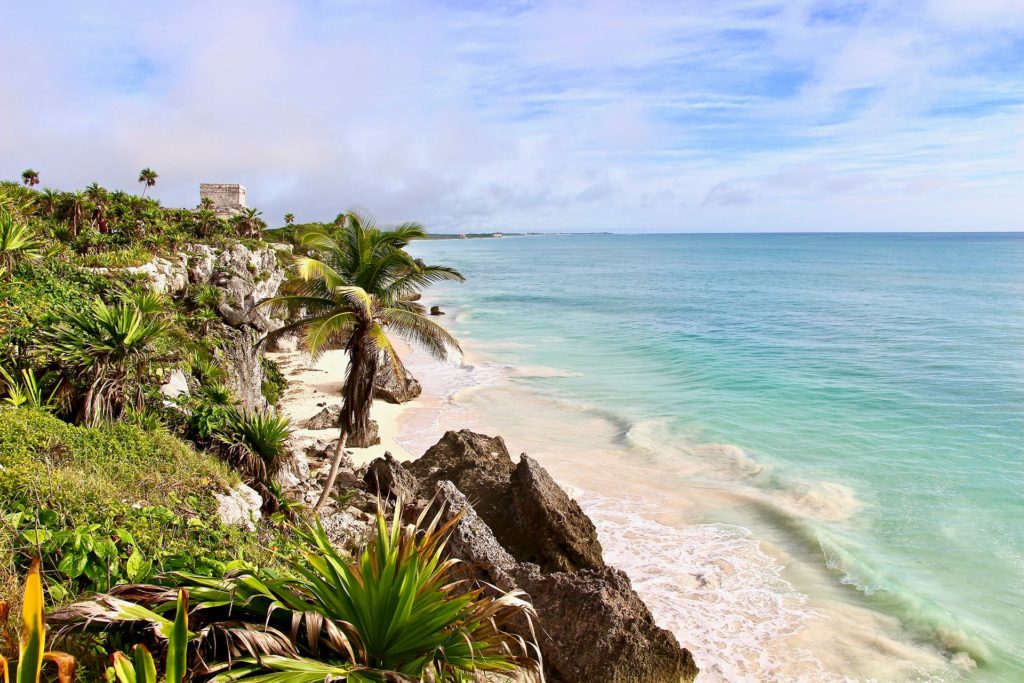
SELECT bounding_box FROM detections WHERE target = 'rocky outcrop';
[373,358,422,404]
[363,453,418,500]
[347,419,380,448]
[510,455,604,572]
[512,564,699,683]
[302,405,343,430]
[216,326,268,411]
[214,483,263,530]
[159,369,190,400]
[406,430,603,574]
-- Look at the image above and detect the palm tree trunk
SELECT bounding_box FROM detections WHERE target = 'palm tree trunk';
[313,329,376,513]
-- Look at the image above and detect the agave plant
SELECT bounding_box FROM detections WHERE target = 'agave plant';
[0,558,77,683]
[0,207,42,278]
[0,366,61,410]
[40,299,170,425]
[51,501,542,682]
[109,589,190,683]
[215,407,291,487]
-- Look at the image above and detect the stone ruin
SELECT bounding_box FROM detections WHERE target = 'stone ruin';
[200,183,247,217]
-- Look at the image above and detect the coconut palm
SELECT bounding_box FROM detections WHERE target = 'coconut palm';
[41,298,170,424]
[258,212,464,511]
[284,212,295,225]
[236,207,265,238]
[21,168,39,187]
[194,208,220,238]
[0,207,42,278]
[137,168,158,196]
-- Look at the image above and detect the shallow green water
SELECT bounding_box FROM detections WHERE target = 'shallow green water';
[410,233,1024,680]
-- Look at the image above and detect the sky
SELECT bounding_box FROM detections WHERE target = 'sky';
[2,1,1023,232]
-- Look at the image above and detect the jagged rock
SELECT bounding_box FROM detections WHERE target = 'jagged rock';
[430,481,517,587]
[374,358,422,404]
[185,244,216,283]
[406,430,517,540]
[510,455,604,572]
[213,484,263,531]
[429,305,444,315]
[408,430,604,574]
[303,405,342,430]
[268,333,298,352]
[512,564,699,683]
[319,504,374,553]
[216,325,268,411]
[159,369,190,400]
[347,419,380,448]
[363,453,418,500]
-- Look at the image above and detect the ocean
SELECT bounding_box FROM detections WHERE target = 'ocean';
[401,233,1024,682]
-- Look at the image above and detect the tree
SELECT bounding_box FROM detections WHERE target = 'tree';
[284,212,295,225]
[236,207,265,238]
[41,298,169,424]
[85,182,109,230]
[137,168,158,196]
[258,212,464,511]
[62,191,92,236]
[21,168,39,187]
[194,208,220,238]
[0,207,41,278]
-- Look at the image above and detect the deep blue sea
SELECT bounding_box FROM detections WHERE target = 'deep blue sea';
[405,233,1024,682]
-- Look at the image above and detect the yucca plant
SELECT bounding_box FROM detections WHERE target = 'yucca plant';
[109,589,190,683]
[216,408,292,485]
[40,299,170,424]
[0,207,42,279]
[0,558,77,683]
[51,502,542,682]
[0,367,60,411]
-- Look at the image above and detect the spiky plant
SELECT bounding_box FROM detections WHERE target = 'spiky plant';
[217,407,292,484]
[0,558,77,683]
[51,501,541,683]
[40,299,170,424]
[257,212,464,511]
[0,207,41,278]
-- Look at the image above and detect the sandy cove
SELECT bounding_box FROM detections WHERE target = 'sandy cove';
[267,345,415,467]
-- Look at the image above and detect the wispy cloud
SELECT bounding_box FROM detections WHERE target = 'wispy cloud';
[2,0,1022,231]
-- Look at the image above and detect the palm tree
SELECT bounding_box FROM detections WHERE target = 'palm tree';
[39,188,61,217]
[41,298,169,424]
[0,207,41,278]
[21,169,39,187]
[62,191,92,236]
[237,207,265,238]
[84,182,109,230]
[194,208,220,237]
[258,212,464,511]
[284,212,295,225]
[137,168,158,196]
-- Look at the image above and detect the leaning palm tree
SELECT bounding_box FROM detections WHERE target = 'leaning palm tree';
[137,168,158,196]
[21,168,39,187]
[41,298,170,424]
[0,207,41,278]
[258,212,464,511]
[284,212,295,225]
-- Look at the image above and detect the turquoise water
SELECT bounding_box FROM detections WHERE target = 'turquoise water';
[408,234,1024,681]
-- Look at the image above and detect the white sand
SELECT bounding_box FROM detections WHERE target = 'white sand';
[269,345,414,468]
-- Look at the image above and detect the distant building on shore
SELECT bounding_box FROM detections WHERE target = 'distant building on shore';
[200,183,247,217]
[492,232,503,238]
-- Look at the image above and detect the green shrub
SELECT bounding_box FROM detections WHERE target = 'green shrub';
[259,357,287,406]
[0,408,277,606]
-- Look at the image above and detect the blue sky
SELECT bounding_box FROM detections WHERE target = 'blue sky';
[2,0,1022,231]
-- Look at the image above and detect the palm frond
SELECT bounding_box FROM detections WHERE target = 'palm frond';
[376,308,461,361]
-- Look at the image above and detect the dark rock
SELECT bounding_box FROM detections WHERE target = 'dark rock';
[302,404,342,430]
[429,305,444,316]
[406,430,517,540]
[363,453,418,500]
[510,455,604,572]
[347,419,380,448]
[374,358,422,404]
[428,481,517,588]
[512,564,699,683]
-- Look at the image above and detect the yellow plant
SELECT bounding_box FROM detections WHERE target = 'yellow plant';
[0,558,76,683]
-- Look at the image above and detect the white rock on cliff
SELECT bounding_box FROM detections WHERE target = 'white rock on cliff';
[214,483,263,530]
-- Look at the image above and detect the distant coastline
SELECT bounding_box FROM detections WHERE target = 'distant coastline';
[421,231,613,240]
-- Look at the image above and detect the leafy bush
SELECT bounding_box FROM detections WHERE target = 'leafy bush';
[0,408,277,606]
[216,408,291,484]
[259,357,287,406]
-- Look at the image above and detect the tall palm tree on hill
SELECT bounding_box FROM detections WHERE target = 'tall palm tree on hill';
[63,191,91,236]
[284,212,295,225]
[258,211,464,511]
[137,168,158,196]
[21,169,39,187]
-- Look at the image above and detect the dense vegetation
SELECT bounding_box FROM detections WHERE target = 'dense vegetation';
[0,175,534,682]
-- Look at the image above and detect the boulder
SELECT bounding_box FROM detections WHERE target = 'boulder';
[159,369,190,400]
[509,455,604,572]
[347,419,380,448]
[319,504,374,553]
[363,453,418,500]
[302,404,342,430]
[373,358,422,404]
[512,564,699,683]
[429,305,444,316]
[406,430,517,540]
[429,481,517,588]
[213,484,263,531]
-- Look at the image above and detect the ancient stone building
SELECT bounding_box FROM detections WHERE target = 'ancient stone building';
[200,183,247,217]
